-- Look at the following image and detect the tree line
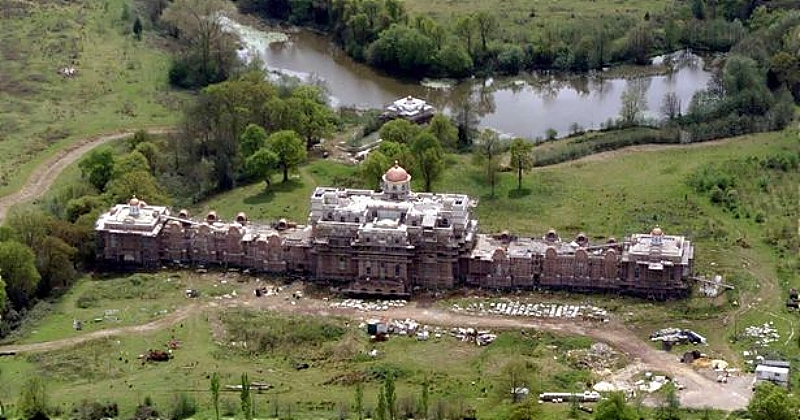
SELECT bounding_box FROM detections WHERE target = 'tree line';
[234,0,783,79]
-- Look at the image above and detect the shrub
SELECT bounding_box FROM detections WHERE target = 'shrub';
[69,400,119,420]
[169,393,196,420]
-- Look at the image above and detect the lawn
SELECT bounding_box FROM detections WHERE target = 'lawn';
[0,0,185,198]
[192,159,357,222]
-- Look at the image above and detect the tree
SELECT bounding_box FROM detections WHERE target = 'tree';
[380,119,422,144]
[112,151,151,179]
[655,382,680,420]
[245,148,279,190]
[78,148,115,191]
[354,381,364,420]
[133,16,143,40]
[367,25,437,77]
[426,115,458,150]
[360,150,391,190]
[419,378,429,420]
[240,373,252,420]
[411,133,444,192]
[508,138,534,191]
[454,15,476,56]
[619,78,650,126]
[452,98,480,151]
[162,0,237,88]
[17,376,47,420]
[474,12,496,52]
[594,392,635,420]
[239,124,269,159]
[104,170,170,205]
[625,24,653,65]
[377,141,413,167]
[692,0,706,20]
[508,400,541,420]
[286,87,334,149]
[210,373,220,420]
[36,235,78,291]
[748,382,796,420]
[376,387,387,420]
[436,42,473,78]
[384,373,397,420]
[0,275,7,314]
[267,130,307,182]
[660,92,682,120]
[473,130,506,198]
[0,241,41,306]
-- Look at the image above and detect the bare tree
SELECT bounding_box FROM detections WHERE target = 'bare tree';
[660,92,682,120]
[619,78,650,126]
[473,130,506,198]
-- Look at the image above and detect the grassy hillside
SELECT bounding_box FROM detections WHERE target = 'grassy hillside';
[0,0,184,197]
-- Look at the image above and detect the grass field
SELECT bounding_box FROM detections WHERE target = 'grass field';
[402,0,667,40]
[0,0,185,197]
[0,273,619,420]
[0,273,735,420]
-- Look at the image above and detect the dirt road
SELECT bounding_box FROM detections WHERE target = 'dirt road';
[0,128,173,224]
[0,305,199,354]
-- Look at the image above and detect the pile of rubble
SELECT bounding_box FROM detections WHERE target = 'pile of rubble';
[330,299,407,312]
[451,300,609,321]
[741,322,780,347]
[450,327,497,346]
[566,342,626,372]
[360,318,496,346]
[593,372,683,396]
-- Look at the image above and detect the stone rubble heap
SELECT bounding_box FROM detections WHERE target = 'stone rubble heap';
[741,322,780,347]
[330,298,408,312]
[451,300,609,321]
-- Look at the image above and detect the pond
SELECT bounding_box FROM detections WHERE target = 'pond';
[221,16,713,139]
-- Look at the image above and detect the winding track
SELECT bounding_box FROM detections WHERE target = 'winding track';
[0,128,173,224]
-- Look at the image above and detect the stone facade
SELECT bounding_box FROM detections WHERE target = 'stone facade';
[95,164,694,298]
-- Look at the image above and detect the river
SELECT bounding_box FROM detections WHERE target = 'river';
[221,16,713,139]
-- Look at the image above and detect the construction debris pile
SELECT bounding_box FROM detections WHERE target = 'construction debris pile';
[362,318,497,346]
[593,372,683,395]
[566,342,627,372]
[330,299,407,312]
[741,323,780,347]
[650,328,707,345]
[451,327,497,346]
[742,350,769,367]
[451,301,609,321]
[253,285,280,297]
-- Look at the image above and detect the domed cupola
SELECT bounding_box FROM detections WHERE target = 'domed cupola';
[382,161,411,199]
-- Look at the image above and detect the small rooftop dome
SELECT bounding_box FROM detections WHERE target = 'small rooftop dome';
[651,226,664,236]
[385,161,410,182]
[129,195,139,206]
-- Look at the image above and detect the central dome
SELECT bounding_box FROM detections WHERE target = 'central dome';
[385,162,410,182]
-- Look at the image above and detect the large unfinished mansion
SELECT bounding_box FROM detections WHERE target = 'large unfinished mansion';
[95,163,695,298]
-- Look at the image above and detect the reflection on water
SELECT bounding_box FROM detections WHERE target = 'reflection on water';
[221,17,713,139]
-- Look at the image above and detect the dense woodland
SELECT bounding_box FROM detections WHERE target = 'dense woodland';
[233,0,800,84]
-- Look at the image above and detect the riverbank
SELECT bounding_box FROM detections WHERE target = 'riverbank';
[0,0,186,198]
[221,14,713,140]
